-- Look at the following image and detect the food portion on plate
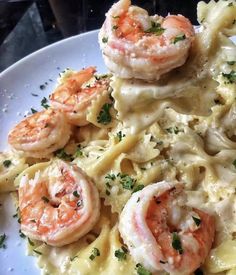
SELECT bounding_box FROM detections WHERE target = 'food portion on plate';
[1,0,236,274]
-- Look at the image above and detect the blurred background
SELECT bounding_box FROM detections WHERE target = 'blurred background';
[0,0,210,72]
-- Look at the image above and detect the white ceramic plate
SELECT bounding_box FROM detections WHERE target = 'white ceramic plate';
[0,30,105,275]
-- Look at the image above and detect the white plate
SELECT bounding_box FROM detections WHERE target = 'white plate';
[0,30,105,275]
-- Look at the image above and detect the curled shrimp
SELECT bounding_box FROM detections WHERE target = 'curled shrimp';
[50,67,110,126]
[99,0,195,81]
[8,109,71,159]
[18,159,100,246]
[119,181,215,274]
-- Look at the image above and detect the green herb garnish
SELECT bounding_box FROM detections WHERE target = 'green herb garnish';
[73,146,83,158]
[135,263,152,275]
[222,70,236,84]
[31,108,38,114]
[33,249,42,255]
[227,61,235,65]
[116,131,126,142]
[0,234,6,249]
[28,238,35,246]
[145,22,165,36]
[55,149,72,161]
[120,174,136,190]
[172,232,183,254]
[89,247,100,261]
[228,2,233,7]
[166,126,183,134]
[19,230,26,238]
[41,97,50,109]
[132,184,145,193]
[112,15,120,19]
[114,246,128,261]
[70,255,78,261]
[112,25,118,30]
[73,190,80,198]
[105,173,116,181]
[102,37,108,43]
[192,216,201,226]
[41,196,49,203]
[173,34,186,44]
[233,159,236,168]
[3,160,11,168]
[97,103,112,125]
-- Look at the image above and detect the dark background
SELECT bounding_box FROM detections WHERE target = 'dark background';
[0,0,209,72]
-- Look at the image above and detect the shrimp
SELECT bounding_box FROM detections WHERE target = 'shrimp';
[8,109,71,159]
[50,67,110,126]
[119,181,215,275]
[99,0,195,81]
[18,159,100,246]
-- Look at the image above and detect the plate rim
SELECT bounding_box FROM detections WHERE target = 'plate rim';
[0,29,99,79]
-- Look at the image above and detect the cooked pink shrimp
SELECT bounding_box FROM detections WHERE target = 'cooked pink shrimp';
[50,67,110,126]
[8,109,71,158]
[99,0,195,81]
[19,159,100,246]
[119,181,215,275]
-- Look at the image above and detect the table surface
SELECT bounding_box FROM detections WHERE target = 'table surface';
[0,0,208,73]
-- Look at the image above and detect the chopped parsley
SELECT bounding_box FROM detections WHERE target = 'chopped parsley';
[28,238,35,246]
[159,260,167,264]
[112,15,120,19]
[132,184,145,193]
[41,196,49,203]
[102,37,108,43]
[31,93,39,97]
[173,34,186,44]
[166,126,183,134]
[106,189,110,196]
[120,174,136,190]
[0,234,6,249]
[39,84,46,90]
[3,160,11,168]
[77,200,83,207]
[194,268,204,275]
[145,22,165,36]
[116,131,126,142]
[222,70,236,84]
[31,108,38,114]
[192,216,201,227]
[70,255,78,261]
[135,263,152,275]
[114,246,128,261]
[73,145,83,158]
[73,190,80,198]
[19,230,26,238]
[233,159,236,168]
[33,249,42,255]
[227,61,236,65]
[112,25,118,30]
[97,103,112,125]
[228,2,233,7]
[54,149,72,161]
[41,97,50,109]
[172,232,183,254]
[105,173,116,181]
[89,247,100,261]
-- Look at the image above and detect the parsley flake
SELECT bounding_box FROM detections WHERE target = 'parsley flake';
[89,247,100,261]
[173,34,186,44]
[112,25,118,30]
[3,160,11,168]
[233,159,236,168]
[120,174,136,190]
[135,263,152,275]
[54,149,72,161]
[222,70,236,84]
[97,103,112,125]
[172,232,183,254]
[227,61,236,65]
[73,146,83,158]
[0,234,6,249]
[102,37,108,43]
[73,191,80,198]
[132,184,145,193]
[116,131,126,142]
[105,173,116,181]
[41,97,50,109]
[145,22,165,36]
[166,126,183,134]
[192,216,201,227]
[41,196,49,203]
[19,230,26,238]
[31,108,38,114]
[33,249,42,255]
[70,255,78,261]
[28,238,35,246]
[114,246,128,261]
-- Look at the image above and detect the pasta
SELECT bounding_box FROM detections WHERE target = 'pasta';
[1,0,236,274]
